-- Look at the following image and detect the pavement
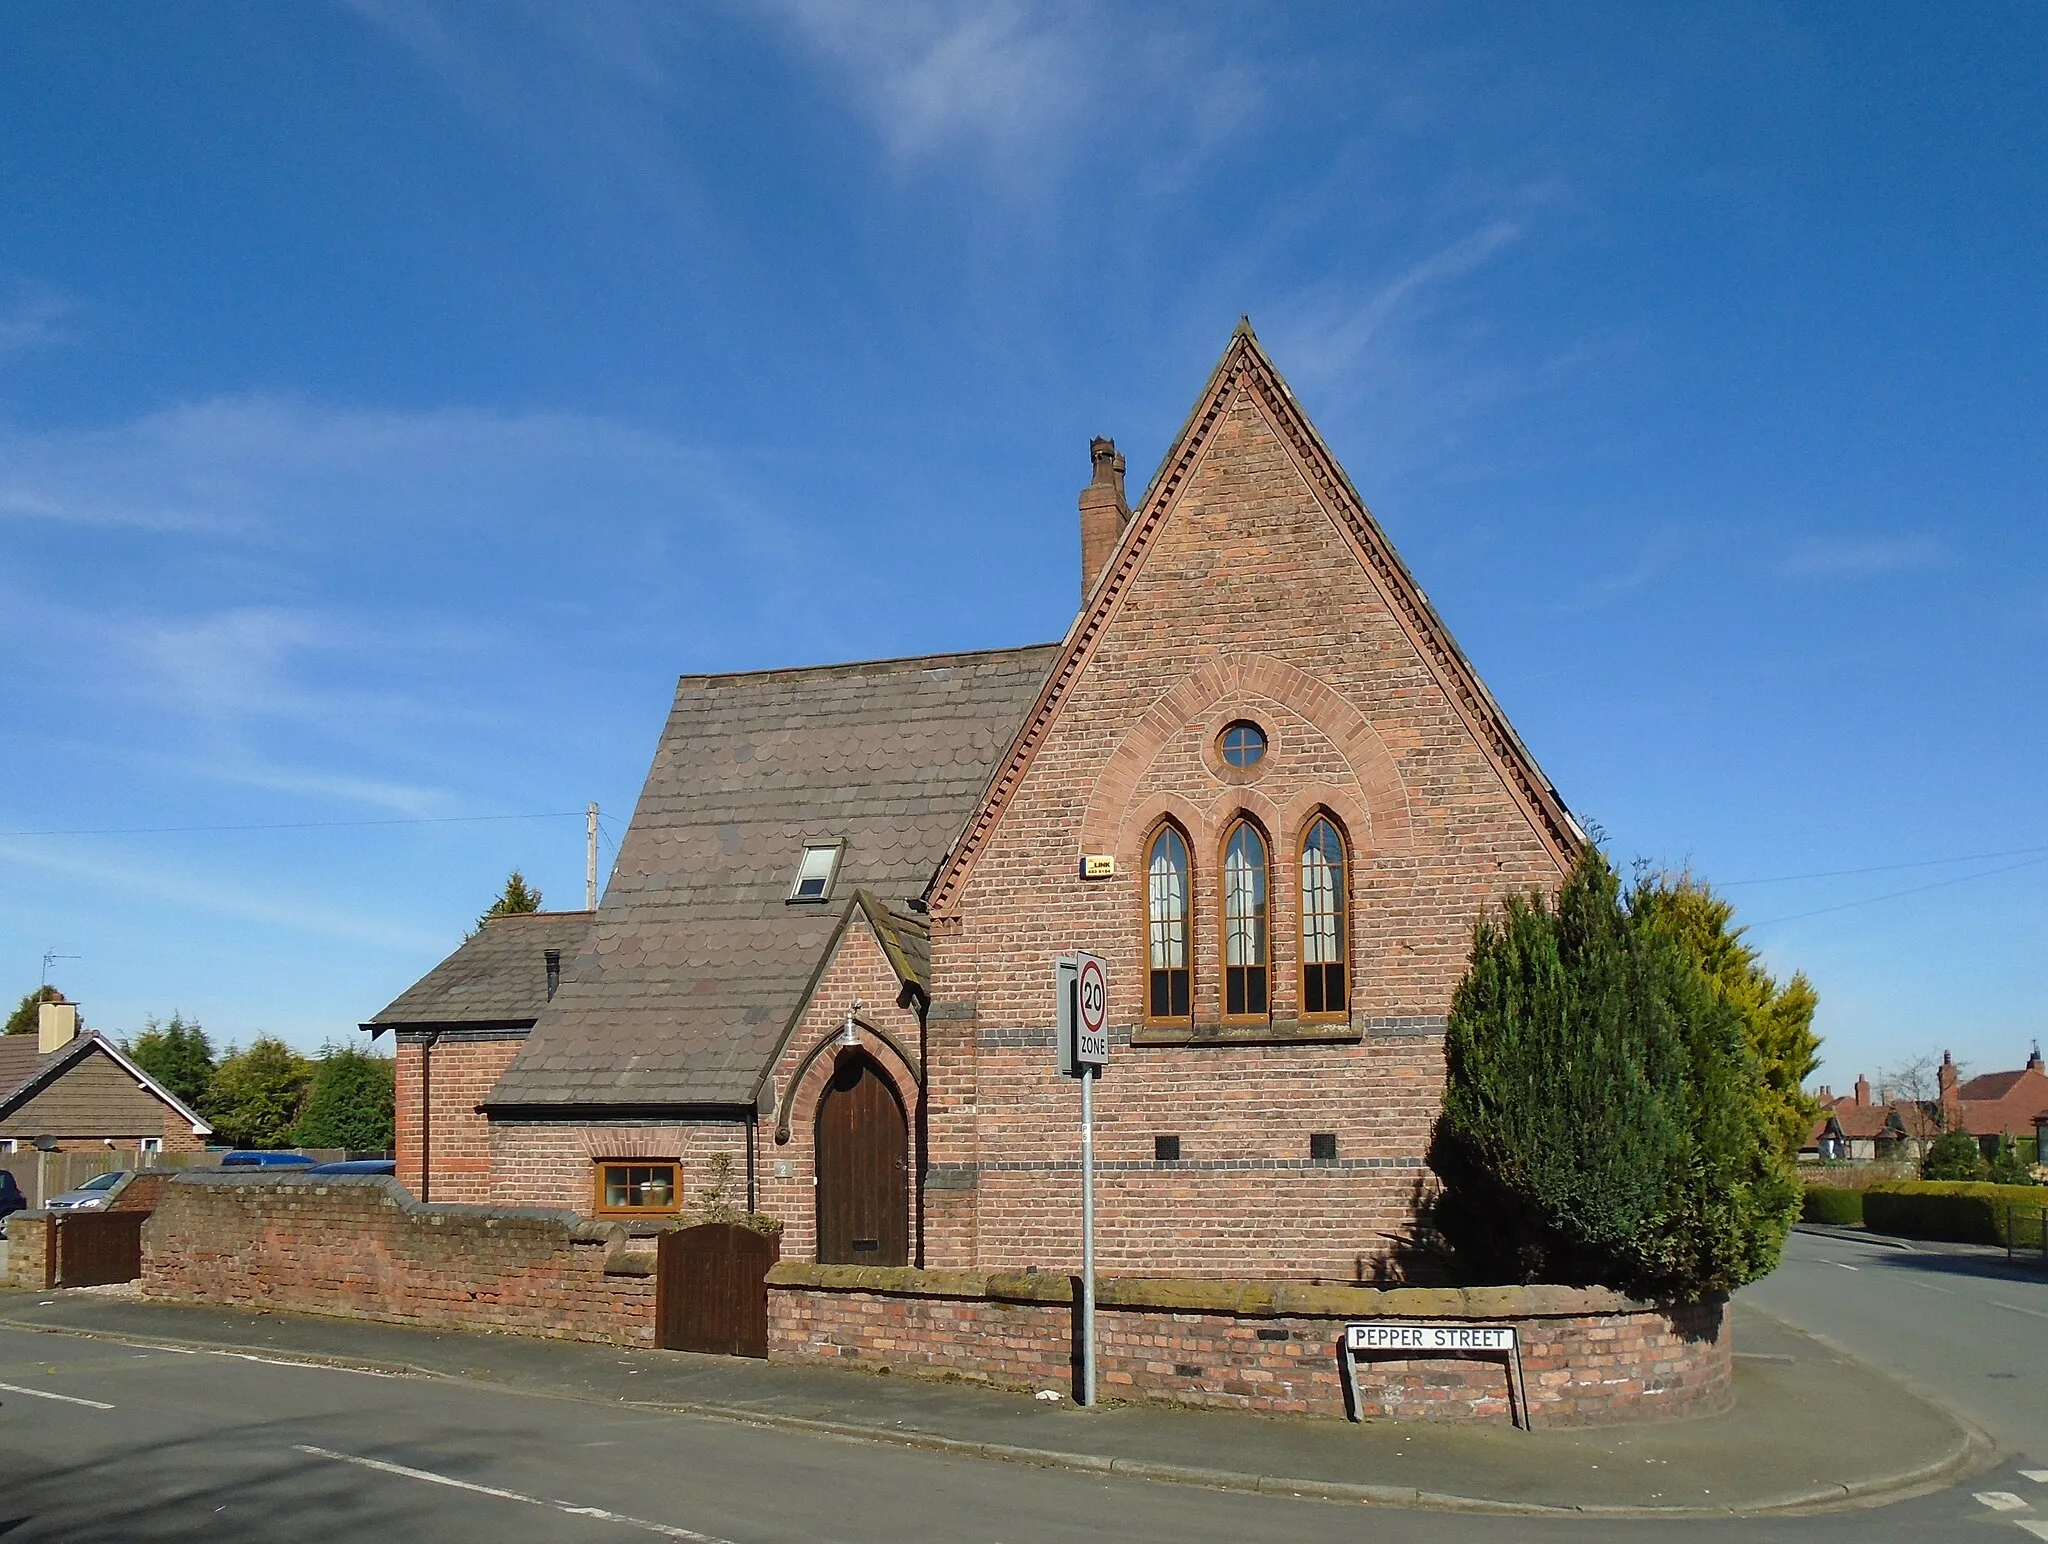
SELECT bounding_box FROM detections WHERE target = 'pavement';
[0,1265,1992,1517]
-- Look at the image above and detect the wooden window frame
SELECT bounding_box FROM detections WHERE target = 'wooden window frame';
[592,1160,683,1217]
[1218,816,1271,1024]
[1141,819,1195,1025]
[1297,812,1350,1022]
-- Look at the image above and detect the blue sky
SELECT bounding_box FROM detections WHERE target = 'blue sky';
[1,3,2042,1089]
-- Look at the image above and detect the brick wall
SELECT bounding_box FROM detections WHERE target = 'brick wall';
[395,1034,525,1202]
[487,1121,750,1213]
[768,1266,1730,1426]
[3,1214,49,1290]
[140,1173,660,1346]
[926,375,1572,1276]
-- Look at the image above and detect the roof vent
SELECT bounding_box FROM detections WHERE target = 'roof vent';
[544,949,562,1001]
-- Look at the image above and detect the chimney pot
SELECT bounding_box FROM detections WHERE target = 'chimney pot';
[1078,436,1130,602]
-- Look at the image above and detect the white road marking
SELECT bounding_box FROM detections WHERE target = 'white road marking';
[2015,1522,2048,1541]
[220,1352,398,1377]
[0,1380,114,1410]
[1990,1300,2048,1323]
[1976,1491,2030,1512]
[293,1445,735,1542]
[2023,1470,2048,1483]
[1833,1262,1860,1271]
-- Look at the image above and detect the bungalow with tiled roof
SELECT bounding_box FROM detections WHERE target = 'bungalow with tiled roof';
[371,324,1585,1280]
[0,997,213,1168]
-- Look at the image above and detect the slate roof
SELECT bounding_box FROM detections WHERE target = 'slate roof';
[482,644,1060,1111]
[363,910,597,1030]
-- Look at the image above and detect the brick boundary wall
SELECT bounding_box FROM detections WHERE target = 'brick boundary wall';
[138,1173,665,1347]
[767,1265,1730,1426]
[3,1214,51,1290]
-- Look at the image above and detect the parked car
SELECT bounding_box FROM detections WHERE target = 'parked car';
[303,1159,395,1176]
[217,1151,317,1168]
[43,1170,129,1212]
[0,1169,26,1234]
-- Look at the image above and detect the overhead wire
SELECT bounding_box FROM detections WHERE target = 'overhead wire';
[0,811,588,838]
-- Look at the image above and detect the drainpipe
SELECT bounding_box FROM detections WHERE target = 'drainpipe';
[418,1031,439,1204]
[745,1114,757,1215]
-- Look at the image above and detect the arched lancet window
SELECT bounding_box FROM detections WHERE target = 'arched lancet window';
[1222,821,1269,1018]
[1300,816,1348,1018]
[1146,824,1192,1021]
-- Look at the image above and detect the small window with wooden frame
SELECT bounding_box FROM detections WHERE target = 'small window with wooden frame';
[1144,821,1193,1023]
[1220,818,1270,1020]
[1299,814,1349,1020]
[593,1161,681,1215]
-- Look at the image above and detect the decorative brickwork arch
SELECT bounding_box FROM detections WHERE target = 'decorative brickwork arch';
[774,1015,921,1146]
[1080,652,1414,865]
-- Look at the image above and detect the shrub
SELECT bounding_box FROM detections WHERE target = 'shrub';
[1986,1135,2037,1187]
[1430,846,1798,1302]
[1863,1181,2047,1245]
[1921,1129,1987,1181]
[1801,1185,1864,1226]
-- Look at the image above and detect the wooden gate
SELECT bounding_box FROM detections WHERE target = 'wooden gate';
[815,1051,909,1266]
[656,1223,780,1357]
[54,1213,146,1287]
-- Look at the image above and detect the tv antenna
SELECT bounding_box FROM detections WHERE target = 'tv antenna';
[40,950,78,989]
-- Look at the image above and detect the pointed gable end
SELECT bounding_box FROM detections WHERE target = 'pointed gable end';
[926,321,1581,920]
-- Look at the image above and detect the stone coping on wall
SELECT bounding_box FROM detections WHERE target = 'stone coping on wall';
[765,1262,1648,1320]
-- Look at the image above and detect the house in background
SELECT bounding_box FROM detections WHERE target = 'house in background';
[0,997,213,1200]
[1809,1074,1912,1162]
[1945,1044,2048,1159]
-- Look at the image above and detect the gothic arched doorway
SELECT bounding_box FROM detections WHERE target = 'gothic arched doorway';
[814,1051,909,1266]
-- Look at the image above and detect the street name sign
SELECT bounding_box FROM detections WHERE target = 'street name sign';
[1339,1320,1533,1431]
[1346,1323,1516,1353]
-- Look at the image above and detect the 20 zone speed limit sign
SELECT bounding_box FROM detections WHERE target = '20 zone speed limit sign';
[1074,953,1109,1068]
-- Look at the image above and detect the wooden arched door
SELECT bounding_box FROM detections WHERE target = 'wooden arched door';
[815,1051,909,1266]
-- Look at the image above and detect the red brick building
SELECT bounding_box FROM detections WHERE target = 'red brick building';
[374,325,1583,1279]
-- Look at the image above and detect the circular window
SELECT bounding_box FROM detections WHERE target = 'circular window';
[1219,721,1268,769]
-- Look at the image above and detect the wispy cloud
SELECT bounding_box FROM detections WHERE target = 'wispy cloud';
[1775,534,1949,580]
[750,1,1262,188]
[0,280,75,358]
[0,839,446,951]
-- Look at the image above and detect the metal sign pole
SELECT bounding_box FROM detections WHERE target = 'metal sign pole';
[1081,1062,1096,1408]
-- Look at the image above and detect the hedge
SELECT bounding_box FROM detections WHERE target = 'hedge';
[1801,1186,1864,1226]
[1861,1181,2046,1245]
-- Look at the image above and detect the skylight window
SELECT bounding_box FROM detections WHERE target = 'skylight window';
[788,840,844,903]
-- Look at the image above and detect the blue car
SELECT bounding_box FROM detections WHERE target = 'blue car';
[0,1169,26,1234]
[303,1159,395,1176]
[218,1151,317,1168]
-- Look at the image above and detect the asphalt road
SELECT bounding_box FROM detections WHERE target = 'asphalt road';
[0,1230,2042,1543]
[1745,1227,2047,1458]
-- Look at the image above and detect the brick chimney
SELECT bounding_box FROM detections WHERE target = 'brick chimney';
[1078,437,1130,601]
[1938,1050,1961,1126]
[1853,1073,1870,1108]
[2029,1040,2043,1073]
[37,996,79,1055]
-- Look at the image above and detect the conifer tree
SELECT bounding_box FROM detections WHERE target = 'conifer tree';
[474,869,543,934]
[293,1044,395,1151]
[128,1013,217,1110]
[1431,846,1800,1301]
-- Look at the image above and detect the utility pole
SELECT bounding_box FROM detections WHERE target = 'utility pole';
[586,803,600,911]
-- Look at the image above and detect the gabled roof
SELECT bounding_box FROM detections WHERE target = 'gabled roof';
[0,1031,214,1135]
[482,645,1058,1111]
[1957,1070,2030,1103]
[925,320,1581,917]
[363,909,597,1031]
